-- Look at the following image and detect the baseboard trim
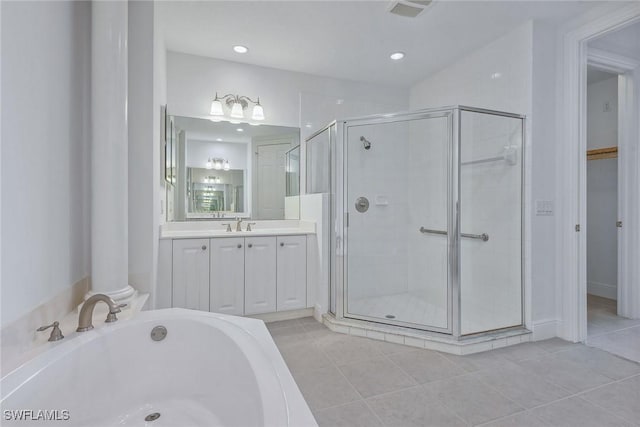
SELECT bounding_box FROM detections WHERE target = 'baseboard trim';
[531,318,560,341]
[247,308,314,323]
[587,281,617,300]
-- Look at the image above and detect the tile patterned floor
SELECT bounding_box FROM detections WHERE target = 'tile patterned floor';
[269,317,640,427]
[586,294,640,363]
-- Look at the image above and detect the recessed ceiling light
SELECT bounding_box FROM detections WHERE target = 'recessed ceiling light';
[216,138,222,141]
[390,52,405,61]
[233,45,248,54]
[236,128,244,132]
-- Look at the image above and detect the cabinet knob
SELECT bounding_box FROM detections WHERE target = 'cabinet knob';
[248,243,253,248]
[237,244,242,249]
[280,242,285,247]
[201,245,207,250]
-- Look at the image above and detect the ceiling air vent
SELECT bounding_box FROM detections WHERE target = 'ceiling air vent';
[389,0,432,18]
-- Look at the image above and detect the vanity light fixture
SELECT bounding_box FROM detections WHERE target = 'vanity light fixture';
[390,52,405,61]
[210,92,265,121]
[206,157,229,170]
[203,176,222,184]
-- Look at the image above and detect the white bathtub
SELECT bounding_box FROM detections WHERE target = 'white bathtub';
[0,309,317,426]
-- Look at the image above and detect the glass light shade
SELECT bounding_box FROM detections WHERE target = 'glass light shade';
[223,160,230,171]
[214,159,223,170]
[205,158,213,169]
[230,102,244,119]
[210,99,224,116]
[252,104,265,121]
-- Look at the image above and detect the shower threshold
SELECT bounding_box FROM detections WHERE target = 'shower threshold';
[322,314,531,355]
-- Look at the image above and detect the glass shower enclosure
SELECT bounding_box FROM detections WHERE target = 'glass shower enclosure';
[307,106,524,337]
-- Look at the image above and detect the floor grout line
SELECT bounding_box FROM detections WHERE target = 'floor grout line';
[276,317,640,426]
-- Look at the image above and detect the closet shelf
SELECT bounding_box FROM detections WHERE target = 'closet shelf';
[587,146,617,160]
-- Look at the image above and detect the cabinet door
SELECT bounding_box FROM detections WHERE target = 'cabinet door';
[244,236,277,315]
[210,237,245,316]
[172,239,210,311]
[277,235,307,311]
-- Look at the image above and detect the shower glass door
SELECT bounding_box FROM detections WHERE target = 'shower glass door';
[459,110,524,335]
[344,113,452,332]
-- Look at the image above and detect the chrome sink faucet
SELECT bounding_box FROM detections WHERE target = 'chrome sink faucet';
[76,294,125,332]
[235,217,243,232]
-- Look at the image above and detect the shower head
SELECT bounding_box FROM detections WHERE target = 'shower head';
[360,136,372,150]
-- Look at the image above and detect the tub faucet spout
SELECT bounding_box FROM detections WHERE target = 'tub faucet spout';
[77,294,126,332]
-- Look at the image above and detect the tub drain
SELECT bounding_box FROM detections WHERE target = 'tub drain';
[385,314,396,319]
[150,326,167,341]
[145,413,161,422]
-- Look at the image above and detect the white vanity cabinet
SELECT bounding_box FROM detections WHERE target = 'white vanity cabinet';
[210,237,245,316]
[172,239,210,311]
[168,233,308,316]
[244,237,277,315]
[277,236,307,311]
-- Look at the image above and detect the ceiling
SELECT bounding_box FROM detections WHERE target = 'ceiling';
[589,21,640,60]
[587,66,617,85]
[158,1,603,88]
[174,116,298,144]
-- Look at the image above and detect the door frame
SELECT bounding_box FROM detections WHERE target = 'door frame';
[558,3,640,342]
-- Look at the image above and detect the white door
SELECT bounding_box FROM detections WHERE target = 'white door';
[210,237,245,315]
[172,239,210,311]
[256,143,289,219]
[245,236,277,314]
[277,235,307,311]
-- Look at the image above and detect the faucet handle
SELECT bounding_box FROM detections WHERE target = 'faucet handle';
[37,321,64,342]
[246,222,257,232]
[105,304,127,323]
[221,223,232,232]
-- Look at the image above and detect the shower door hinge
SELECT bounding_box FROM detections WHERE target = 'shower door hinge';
[575,224,580,232]
[616,220,622,228]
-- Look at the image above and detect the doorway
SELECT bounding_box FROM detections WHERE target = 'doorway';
[558,5,640,355]
[585,67,638,342]
[581,24,640,362]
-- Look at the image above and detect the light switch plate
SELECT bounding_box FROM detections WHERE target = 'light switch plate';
[535,200,554,216]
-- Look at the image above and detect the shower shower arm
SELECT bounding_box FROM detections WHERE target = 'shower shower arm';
[419,227,489,242]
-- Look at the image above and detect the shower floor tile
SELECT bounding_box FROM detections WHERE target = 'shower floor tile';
[348,291,447,328]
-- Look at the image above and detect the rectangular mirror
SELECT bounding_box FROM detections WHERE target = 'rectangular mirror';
[168,115,300,220]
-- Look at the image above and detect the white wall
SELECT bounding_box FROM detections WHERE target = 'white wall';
[587,77,619,149]
[1,1,91,325]
[166,51,408,195]
[409,21,562,334]
[586,76,618,299]
[186,139,248,169]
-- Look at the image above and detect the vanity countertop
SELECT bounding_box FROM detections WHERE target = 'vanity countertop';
[160,220,316,239]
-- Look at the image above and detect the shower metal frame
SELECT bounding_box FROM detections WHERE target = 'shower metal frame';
[314,105,526,339]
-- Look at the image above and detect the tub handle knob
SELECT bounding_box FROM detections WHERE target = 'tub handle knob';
[106,304,127,323]
[37,321,64,342]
